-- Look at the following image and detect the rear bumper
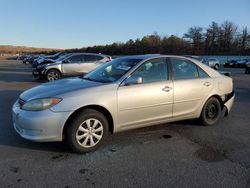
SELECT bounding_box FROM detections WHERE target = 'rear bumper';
[224,91,235,114]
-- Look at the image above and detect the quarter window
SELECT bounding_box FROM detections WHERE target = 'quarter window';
[198,67,209,78]
[84,55,98,62]
[131,58,168,84]
[96,56,104,61]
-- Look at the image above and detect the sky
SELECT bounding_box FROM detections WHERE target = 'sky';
[0,0,249,49]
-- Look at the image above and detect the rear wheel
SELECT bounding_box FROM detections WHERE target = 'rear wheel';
[246,67,250,74]
[200,97,221,126]
[214,64,219,70]
[66,109,108,153]
[46,69,61,81]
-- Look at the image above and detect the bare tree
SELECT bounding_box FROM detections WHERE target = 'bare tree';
[218,21,238,53]
[240,27,248,54]
[205,22,220,55]
[184,26,204,54]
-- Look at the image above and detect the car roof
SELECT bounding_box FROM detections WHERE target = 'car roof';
[115,54,222,79]
[119,54,208,61]
[66,53,108,57]
[120,54,162,60]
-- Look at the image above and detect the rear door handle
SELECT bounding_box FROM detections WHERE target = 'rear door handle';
[203,82,211,87]
[162,86,172,92]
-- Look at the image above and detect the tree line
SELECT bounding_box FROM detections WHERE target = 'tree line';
[68,21,250,56]
[0,45,60,55]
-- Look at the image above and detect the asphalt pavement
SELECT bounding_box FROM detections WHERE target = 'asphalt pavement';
[0,60,249,188]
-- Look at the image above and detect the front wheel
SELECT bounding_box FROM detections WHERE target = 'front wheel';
[46,69,61,81]
[66,109,108,153]
[200,97,221,126]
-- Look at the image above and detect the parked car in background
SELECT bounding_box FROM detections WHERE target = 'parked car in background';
[33,53,112,81]
[23,55,40,64]
[224,59,250,68]
[234,59,249,68]
[32,52,67,67]
[224,60,237,68]
[13,55,234,153]
[202,58,220,70]
[17,55,29,61]
[245,62,250,74]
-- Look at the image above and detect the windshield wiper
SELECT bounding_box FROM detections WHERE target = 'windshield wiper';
[82,76,112,83]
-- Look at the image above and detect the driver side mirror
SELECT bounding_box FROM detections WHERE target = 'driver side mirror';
[124,76,143,85]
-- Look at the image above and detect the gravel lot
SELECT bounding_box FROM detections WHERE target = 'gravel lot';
[0,60,249,188]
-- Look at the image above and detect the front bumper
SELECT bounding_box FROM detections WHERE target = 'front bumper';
[12,100,71,142]
[32,68,44,79]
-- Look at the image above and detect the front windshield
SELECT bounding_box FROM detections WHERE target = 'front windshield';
[84,57,143,83]
[49,52,60,58]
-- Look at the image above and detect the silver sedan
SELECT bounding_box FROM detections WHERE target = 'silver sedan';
[13,55,235,153]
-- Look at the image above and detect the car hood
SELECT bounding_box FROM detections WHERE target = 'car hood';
[44,58,56,62]
[20,77,103,101]
[39,58,56,64]
[46,61,62,66]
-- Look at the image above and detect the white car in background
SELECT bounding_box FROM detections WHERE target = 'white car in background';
[202,58,220,70]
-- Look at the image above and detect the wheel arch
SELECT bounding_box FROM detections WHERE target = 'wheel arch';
[199,94,224,117]
[62,105,114,139]
[210,95,223,108]
[44,68,62,76]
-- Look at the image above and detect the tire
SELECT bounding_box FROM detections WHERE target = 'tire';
[46,69,61,81]
[200,97,221,126]
[66,109,109,153]
[214,64,219,70]
[245,67,250,74]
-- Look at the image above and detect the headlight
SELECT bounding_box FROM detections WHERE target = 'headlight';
[22,98,62,111]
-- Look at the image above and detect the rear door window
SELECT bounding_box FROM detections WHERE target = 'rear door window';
[68,55,83,63]
[171,58,209,80]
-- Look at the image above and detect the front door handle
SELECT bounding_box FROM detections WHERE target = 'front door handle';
[162,86,172,92]
[203,82,211,87]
